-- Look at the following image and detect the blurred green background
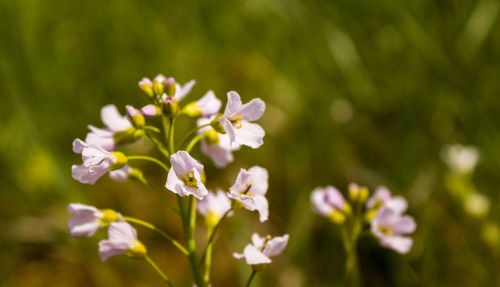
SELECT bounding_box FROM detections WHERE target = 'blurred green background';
[1,0,500,286]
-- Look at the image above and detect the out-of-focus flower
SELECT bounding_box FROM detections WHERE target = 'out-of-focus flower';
[174,79,196,101]
[138,77,154,97]
[213,91,265,149]
[197,189,232,226]
[197,117,240,168]
[183,91,222,117]
[464,192,490,218]
[67,203,119,237]
[370,198,416,254]
[165,151,208,199]
[310,186,351,223]
[442,144,479,174]
[85,105,135,151]
[98,222,147,261]
[365,187,408,221]
[348,183,369,204]
[228,166,269,222]
[233,233,289,266]
[71,139,127,185]
[109,164,132,182]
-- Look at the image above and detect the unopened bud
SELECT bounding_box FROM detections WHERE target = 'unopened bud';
[162,95,179,117]
[138,78,153,98]
[110,151,128,170]
[328,210,346,224]
[153,80,165,95]
[128,167,145,182]
[141,104,161,118]
[126,105,145,128]
[165,77,176,97]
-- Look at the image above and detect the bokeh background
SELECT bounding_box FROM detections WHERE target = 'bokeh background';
[1,0,500,286]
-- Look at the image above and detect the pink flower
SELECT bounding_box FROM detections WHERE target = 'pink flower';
[371,200,416,254]
[228,166,269,222]
[85,105,133,151]
[233,233,289,265]
[67,203,119,237]
[218,91,265,149]
[197,189,232,225]
[174,79,196,101]
[311,186,351,223]
[98,222,147,261]
[197,117,240,168]
[366,187,408,214]
[165,151,208,199]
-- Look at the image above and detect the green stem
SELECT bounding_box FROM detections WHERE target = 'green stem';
[203,225,214,283]
[145,130,170,158]
[145,255,175,287]
[245,270,257,287]
[178,196,205,287]
[144,125,161,133]
[122,216,188,255]
[200,208,232,265]
[343,217,362,287]
[185,134,203,153]
[168,117,176,154]
[139,177,179,215]
[162,116,170,146]
[128,155,170,172]
[179,124,211,151]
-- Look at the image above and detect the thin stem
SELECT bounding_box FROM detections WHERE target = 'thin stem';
[162,116,170,146]
[178,196,205,287]
[203,225,214,283]
[179,123,211,151]
[185,134,203,153]
[122,216,188,255]
[144,125,161,133]
[245,270,257,287]
[168,117,176,154]
[200,208,232,265]
[145,131,170,158]
[128,155,170,172]
[139,178,179,215]
[145,255,175,287]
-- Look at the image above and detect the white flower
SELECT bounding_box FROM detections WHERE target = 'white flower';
[98,222,146,261]
[85,105,133,151]
[165,151,208,199]
[198,117,240,168]
[197,189,232,225]
[442,144,479,174]
[233,233,289,265]
[228,166,269,222]
[67,203,119,237]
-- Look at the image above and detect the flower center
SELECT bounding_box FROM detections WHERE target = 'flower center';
[378,225,394,236]
[181,172,198,188]
[240,183,253,196]
[229,115,243,129]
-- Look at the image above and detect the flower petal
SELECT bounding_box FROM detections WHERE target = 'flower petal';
[233,121,264,149]
[101,105,131,131]
[238,98,265,121]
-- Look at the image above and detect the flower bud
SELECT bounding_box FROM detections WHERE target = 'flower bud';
[110,151,128,170]
[141,104,161,118]
[99,209,119,225]
[348,183,369,204]
[182,102,202,117]
[203,130,220,145]
[153,80,164,95]
[210,115,226,134]
[138,78,153,98]
[126,105,145,128]
[126,240,147,259]
[205,211,220,227]
[165,77,176,97]
[162,95,179,118]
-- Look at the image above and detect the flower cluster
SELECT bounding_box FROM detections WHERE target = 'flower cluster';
[311,184,416,254]
[67,74,287,287]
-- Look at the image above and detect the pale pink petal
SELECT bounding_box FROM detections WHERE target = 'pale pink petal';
[393,216,416,234]
[224,91,243,118]
[253,195,269,222]
[101,105,131,131]
[384,196,408,214]
[141,104,159,117]
[200,138,234,168]
[108,221,137,243]
[109,165,131,182]
[324,186,345,210]
[219,117,235,143]
[233,121,264,149]
[251,233,266,249]
[242,244,272,265]
[381,236,413,254]
[238,98,265,121]
[72,163,110,185]
[264,234,289,257]
[170,151,204,177]
[311,188,334,216]
[165,168,183,193]
[98,240,130,261]
[196,91,221,117]
[247,166,268,195]
[175,80,196,101]
[366,186,392,209]
[73,139,87,154]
